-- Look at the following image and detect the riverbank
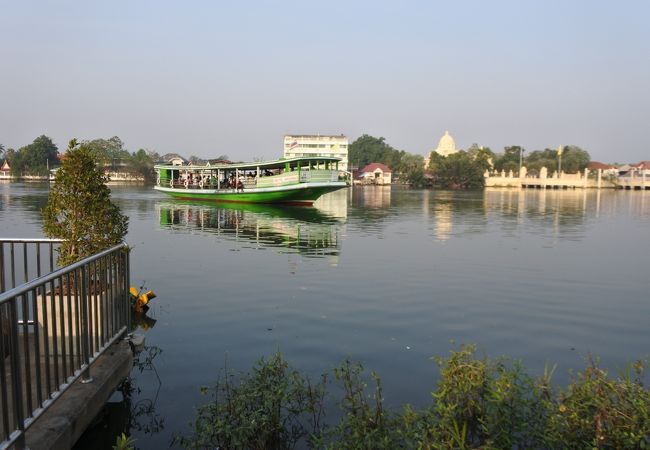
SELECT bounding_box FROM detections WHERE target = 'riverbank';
[485,168,649,190]
[0,172,146,183]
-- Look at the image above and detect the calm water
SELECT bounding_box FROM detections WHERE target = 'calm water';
[1,182,649,448]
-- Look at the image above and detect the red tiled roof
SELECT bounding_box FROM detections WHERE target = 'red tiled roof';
[635,161,650,170]
[587,161,615,170]
[1,160,10,171]
[359,163,392,173]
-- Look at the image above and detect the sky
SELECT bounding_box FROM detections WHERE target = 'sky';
[1,0,649,163]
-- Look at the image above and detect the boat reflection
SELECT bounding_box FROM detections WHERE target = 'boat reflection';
[157,201,344,259]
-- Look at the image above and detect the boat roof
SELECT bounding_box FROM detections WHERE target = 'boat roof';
[155,156,341,171]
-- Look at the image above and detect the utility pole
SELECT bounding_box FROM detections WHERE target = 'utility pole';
[519,148,524,176]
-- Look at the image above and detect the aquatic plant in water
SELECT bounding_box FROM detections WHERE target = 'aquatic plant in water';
[174,346,650,449]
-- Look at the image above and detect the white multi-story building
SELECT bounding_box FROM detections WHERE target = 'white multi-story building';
[283,134,349,172]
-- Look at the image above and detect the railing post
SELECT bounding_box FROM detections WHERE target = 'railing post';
[80,265,93,384]
[0,243,5,293]
[9,300,26,449]
[10,243,16,289]
[124,246,131,332]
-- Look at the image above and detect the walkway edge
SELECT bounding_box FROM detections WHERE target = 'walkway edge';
[25,340,133,450]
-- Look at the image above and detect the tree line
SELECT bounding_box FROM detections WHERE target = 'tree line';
[0,135,160,181]
[2,134,592,189]
[349,135,591,189]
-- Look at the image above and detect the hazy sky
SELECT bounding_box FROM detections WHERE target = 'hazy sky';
[1,0,649,162]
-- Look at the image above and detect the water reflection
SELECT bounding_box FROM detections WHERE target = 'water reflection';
[485,188,650,217]
[157,201,344,260]
[353,185,392,209]
[433,198,453,242]
[418,188,650,242]
[348,186,398,233]
[74,345,164,450]
[481,189,646,240]
[0,182,50,216]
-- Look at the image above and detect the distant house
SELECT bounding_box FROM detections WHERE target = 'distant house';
[587,161,618,176]
[355,163,392,185]
[617,164,634,176]
[0,159,11,179]
[634,161,650,176]
[207,158,232,165]
[618,161,650,178]
[160,153,188,166]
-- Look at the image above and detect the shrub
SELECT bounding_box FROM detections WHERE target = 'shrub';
[172,352,326,450]
[175,347,650,449]
[43,139,128,266]
[545,358,650,449]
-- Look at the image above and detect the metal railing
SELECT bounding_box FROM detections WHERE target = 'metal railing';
[0,239,62,294]
[0,240,130,450]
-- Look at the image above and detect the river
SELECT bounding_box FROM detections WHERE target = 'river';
[1,182,649,448]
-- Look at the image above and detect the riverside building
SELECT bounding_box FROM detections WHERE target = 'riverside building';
[283,134,349,172]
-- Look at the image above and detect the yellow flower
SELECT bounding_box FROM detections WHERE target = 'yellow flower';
[559,405,567,413]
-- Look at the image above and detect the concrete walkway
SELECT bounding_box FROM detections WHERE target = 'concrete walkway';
[6,340,133,450]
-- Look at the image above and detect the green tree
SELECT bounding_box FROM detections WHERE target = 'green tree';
[4,148,16,165]
[147,150,161,162]
[397,153,425,186]
[494,146,524,173]
[524,148,556,175]
[84,136,130,168]
[467,145,495,172]
[559,145,590,173]
[43,139,128,266]
[435,151,486,189]
[349,135,403,171]
[427,151,444,175]
[10,135,59,176]
[0,143,5,160]
[188,155,206,165]
[127,149,156,182]
[348,134,426,184]
[403,167,426,187]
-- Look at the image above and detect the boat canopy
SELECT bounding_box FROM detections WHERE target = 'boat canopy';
[154,156,341,171]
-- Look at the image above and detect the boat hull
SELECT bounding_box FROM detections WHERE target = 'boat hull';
[154,181,347,205]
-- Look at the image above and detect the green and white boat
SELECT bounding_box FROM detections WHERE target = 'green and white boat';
[154,156,347,205]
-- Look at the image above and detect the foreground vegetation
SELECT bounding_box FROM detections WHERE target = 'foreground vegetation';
[174,346,650,449]
[43,139,128,266]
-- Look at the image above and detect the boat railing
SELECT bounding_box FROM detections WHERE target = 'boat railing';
[156,168,341,191]
[257,172,300,188]
[164,180,257,190]
[299,169,339,183]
